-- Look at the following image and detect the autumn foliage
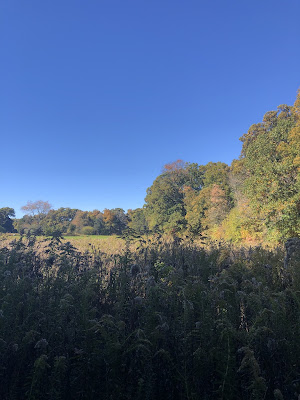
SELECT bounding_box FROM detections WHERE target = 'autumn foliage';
[3,89,300,245]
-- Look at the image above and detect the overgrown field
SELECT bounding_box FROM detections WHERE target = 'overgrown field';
[0,234,299,400]
[0,234,126,254]
[63,234,126,254]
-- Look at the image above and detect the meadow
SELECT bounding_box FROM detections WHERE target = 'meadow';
[0,234,126,254]
[63,234,126,254]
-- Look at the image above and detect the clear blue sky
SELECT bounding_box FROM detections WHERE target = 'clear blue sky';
[1,0,300,218]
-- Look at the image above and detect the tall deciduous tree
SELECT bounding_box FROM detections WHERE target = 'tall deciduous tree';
[19,200,52,234]
[127,208,148,233]
[145,160,204,232]
[21,200,52,216]
[184,162,232,235]
[237,96,300,239]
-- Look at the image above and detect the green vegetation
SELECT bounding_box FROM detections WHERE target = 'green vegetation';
[0,208,15,233]
[0,234,299,399]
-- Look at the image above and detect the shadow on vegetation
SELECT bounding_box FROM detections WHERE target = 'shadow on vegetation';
[0,233,299,400]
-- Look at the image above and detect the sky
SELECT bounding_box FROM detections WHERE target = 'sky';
[1,0,300,218]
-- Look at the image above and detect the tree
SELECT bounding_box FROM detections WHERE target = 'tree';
[145,161,204,232]
[71,210,95,234]
[20,201,52,235]
[202,162,231,195]
[94,212,105,234]
[103,209,116,234]
[41,208,78,235]
[236,96,299,239]
[183,162,232,235]
[204,184,231,227]
[184,186,206,233]
[21,200,52,216]
[102,208,128,234]
[145,173,186,232]
[127,208,148,234]
[0,207,15,233]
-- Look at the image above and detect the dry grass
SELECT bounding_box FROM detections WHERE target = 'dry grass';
[0,233,128,255]
[63,235,126,254]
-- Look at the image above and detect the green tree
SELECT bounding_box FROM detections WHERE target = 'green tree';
[127,208,148,233]
[102,208,128,234]
[18,200,52,235]
[145,160,204,232]
[184,162,232,235]
[0,207,15,233]
[238,100,299,239]
[41,207,78,235]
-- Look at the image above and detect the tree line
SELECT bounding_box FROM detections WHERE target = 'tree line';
[1,89,299,244]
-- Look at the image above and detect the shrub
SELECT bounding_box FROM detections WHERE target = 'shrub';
[81,226,96,235]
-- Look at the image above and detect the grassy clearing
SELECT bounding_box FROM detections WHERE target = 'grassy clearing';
[0,233,127,255]
[64,235,111,240]
[63,235,126,254]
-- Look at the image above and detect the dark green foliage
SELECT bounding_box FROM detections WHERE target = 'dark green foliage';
[240,106,299,238]
[0,207,16,233]
[127,208,149,234]
[0,236,299,400]
[144,161,205,233]
[14,207,130,236]
[15,208,78,236]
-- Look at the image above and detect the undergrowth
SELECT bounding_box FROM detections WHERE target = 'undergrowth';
[0,234,299,400]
